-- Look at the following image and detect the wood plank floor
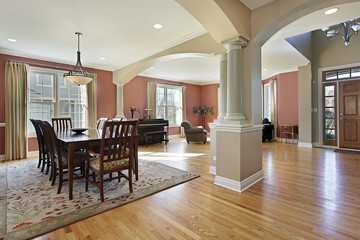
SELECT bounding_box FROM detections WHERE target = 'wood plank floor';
[35,139,360,239]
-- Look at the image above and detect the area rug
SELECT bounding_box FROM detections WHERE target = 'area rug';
[0,158,199,240]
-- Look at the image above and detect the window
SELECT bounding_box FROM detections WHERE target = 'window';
[323,84,337,146]
[263,83,271,121]
[324,66,360,81]
[156,84,182,126]
[27,67,87,135]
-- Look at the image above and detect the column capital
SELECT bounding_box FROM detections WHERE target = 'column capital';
[221,36,248,51]
[114,82,125,87]
[215,50,227,61]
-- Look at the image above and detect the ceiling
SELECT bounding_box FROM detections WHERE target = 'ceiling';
[1,1,359,85]
[0,0,206,71]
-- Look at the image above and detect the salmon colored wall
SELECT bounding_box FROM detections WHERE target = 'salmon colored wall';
[123,76,203,135]
[263,71,298,138]
[200,84,219,132]
[0,54,115,155]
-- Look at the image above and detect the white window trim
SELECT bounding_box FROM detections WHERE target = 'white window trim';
[28,66,87,137]
[156,84,182,127]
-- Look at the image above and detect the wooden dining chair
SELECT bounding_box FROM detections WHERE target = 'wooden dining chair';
[97,118,109,130]
[30,119,50,175]
[39,120,86,194]
[52,117,72,132]
[85,120,138,202]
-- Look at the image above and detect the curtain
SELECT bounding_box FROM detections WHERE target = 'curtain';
[87,73,98,128]
[269,80,277,139]
[181,85,186,138]
[147,81,157,119]
[5,62,29,160]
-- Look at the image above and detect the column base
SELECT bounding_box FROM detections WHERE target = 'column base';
[217,113,226,120]
[224,112,246,121]
[215,124,263,193]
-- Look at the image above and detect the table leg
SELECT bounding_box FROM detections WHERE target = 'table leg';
[135,137,138,181]
[68,144,74,200]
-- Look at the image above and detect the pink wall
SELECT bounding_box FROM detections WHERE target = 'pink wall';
[200,84,219,132]
[0,54,115,154]
[123,76,203,135]
[263,71,298,138]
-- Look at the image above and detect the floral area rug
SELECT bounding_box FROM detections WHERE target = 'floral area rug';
[0,158,199,240]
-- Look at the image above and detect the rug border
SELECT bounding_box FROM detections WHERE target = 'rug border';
[0,161,200,240]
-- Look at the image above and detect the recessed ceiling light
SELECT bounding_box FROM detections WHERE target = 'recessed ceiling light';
[6,38,17,42]
[150,67,155,70]
[325,8,339,15]
[263,68,268,71]
[206,78,210,81]
[100,57,106,60]
[153,23,163,29]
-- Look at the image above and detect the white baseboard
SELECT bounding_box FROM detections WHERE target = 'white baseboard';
[169,134,180,140]
[28,151,39,158]
[209,166,216,175]
[214,170,264,192]
[298,142,312,148]
[0,154,4,161]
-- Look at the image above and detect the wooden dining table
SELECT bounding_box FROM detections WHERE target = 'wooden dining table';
[56,129,138,200]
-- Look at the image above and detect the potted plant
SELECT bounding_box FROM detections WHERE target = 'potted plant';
[193,105,214,129]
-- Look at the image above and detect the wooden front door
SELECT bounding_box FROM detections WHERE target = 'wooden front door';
[339,80,360,149]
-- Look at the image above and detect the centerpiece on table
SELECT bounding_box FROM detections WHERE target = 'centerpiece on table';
[129,107,136,118]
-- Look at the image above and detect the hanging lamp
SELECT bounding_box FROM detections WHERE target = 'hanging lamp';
[322,18,360,46]
[64,32,93,85]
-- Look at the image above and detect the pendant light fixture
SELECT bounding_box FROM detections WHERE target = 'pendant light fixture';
[322,18,360,46]
[64,32,93,85]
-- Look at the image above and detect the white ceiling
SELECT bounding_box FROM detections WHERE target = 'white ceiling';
[1,1,359,84]
[0,0,206,71]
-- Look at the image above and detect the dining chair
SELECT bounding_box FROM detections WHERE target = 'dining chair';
[85,120,138,202]
[52,117,72,132]
[30,119,50,174]
[39,120,87,194]
[97,118,109,130]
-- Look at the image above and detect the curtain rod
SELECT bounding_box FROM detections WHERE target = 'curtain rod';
[5,58,95,73]
[147,80,183,87]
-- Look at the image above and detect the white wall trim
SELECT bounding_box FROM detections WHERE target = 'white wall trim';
[209,166,216,175]
[215,124,263,133]
[0,155,4,161]
[214,170,264,192]
[28,151,39,158]
[169,134,181,140]
[298,142,312,148]
[0,123,5,127]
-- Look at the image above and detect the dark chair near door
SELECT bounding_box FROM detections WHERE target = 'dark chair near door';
[85,120,138,202]
[52,117,72,132]
[39,120,87,194]
[30,119,50,175]
[181,121,207,144]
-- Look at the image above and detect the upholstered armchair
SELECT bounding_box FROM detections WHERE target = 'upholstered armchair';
[181,121,207,144]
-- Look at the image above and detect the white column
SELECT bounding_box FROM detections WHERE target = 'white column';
[222,37,248,122]
[217,51,227,120]
[115,83,125,118]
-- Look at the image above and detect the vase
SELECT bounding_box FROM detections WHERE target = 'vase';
[131,112,134,118]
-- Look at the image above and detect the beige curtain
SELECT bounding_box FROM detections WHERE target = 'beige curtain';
[270,80,277,139]
[5,62,29,160]
[147,81,157,119]
[87,73,98,128]
[181,85,186,138]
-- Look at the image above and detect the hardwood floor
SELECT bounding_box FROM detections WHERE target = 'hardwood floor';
[35,139,360,239]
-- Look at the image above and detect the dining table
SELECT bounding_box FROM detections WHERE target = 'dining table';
[56,129,138,200]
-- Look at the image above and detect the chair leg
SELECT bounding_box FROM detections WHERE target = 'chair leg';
[57,169,63,194]
[37,150,41,168]
[85,164,89,192]
[51,163,57,186]
[128,168,133,193]
[118,171,121,182]
[45,155,50,175]
[100,175,104,202]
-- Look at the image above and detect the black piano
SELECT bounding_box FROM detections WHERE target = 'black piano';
[138,119,169,146]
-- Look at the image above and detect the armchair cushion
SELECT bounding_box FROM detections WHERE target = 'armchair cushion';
[181,120,207,144]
